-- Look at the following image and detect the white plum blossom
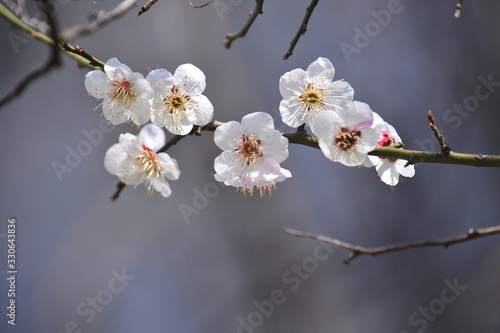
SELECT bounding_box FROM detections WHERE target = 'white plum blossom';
[279,57,354,128]
[104,124,181,197]
[213,112,291,196]
[85,57,153,126]
[364,118,415,186]
[311,101,383,167]
[147,64,214,135]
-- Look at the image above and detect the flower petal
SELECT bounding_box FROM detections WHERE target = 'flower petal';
[279,68,308,99]
[214,121,242,151]
[174,64,207,94]
[104,57,133,81]
[306,57,335,81]
[129,98,152,126]
[241,112,274,133]
[156,153,181,180]
[104,143,127,175]
[139,124,166,151]
[85,70,109,99]
[186,94,214,126]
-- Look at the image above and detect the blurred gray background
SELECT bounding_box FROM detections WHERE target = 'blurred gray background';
[1,0,500,332]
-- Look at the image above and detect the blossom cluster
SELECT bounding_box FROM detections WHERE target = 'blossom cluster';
[86,57,414,199]
[279,57,414,186]
[86,58,213,197]
[85,58,214,135]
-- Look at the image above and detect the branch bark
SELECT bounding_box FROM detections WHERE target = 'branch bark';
[0,0,61,109]
[282,0,319,60]
[61,0,137,41]
[283,225,500,264]
[283,133,500,167]
[224,0,264,49]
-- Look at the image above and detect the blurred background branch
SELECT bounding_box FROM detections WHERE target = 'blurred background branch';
[283,225,500,264]
[61,0,136,41]
[0,0,61,109]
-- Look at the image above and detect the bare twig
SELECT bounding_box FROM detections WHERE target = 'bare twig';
[138,0,212,16]
[187,0,213,9]
[59,43,105,70]
[61,0,136,41]
[0,0,61,109]
[282,0,319,60]
[283,225,500,264]
[111,182,127,201]
[427,110,451,155]
[138,0,157,15]
[224,0,264,49]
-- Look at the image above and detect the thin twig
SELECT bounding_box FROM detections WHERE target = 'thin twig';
[138,0,212,16]
[111,182,127,201]
[283,225,500,264]
[138,0,157,15]
[282,0,319,60]
[157,134,186,153]
[61,0,136,41]
[0,0,61,109]
[59,42,105,70]
[427,110,450,154]
[224,0,264,49]
[187,0,213,9]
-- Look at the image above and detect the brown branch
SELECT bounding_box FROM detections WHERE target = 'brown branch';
[138,0,157,15]
[0,0,61,110]
[61,0,136,41]
[282,0,319,60]
[427,110,450,155]
[224,0,264,49]
[283,225,500,264]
